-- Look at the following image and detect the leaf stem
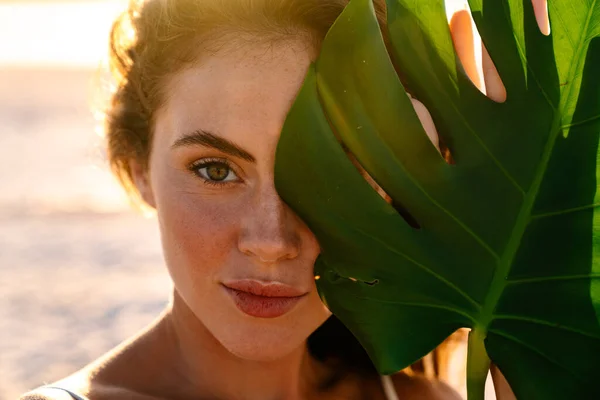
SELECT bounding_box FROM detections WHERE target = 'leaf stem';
[467,327,490,400]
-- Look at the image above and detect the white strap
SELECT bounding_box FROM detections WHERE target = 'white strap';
[42,387,89,400]
[381,375,400,400]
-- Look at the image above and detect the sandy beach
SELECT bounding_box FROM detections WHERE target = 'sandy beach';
[0,67,172,400]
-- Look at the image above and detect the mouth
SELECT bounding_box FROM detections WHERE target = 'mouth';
[222,280,308,318]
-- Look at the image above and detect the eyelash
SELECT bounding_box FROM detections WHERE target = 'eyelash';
[188,157,240,187]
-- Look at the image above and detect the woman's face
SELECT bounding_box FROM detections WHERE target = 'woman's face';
[140,38,332,361]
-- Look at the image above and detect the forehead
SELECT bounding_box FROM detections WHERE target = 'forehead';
[153,39,316,150]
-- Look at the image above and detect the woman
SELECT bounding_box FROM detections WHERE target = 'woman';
[22,0,549,398]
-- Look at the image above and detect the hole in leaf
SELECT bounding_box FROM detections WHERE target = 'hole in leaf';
[531,0,550,36]
[347,276,379,286]
[341,143,422,230]
[448,6,484,92]
[408,95,455,165]
[446,1,507,103]
[320,94,447,231]
[481,42,507,103]
[391,199,421,229]
[439,137,456,165]
[362,278,379,286]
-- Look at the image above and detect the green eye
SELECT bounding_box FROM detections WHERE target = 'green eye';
[191,159,239,185]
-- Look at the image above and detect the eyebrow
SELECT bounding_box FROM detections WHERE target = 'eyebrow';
[171,129,256,163]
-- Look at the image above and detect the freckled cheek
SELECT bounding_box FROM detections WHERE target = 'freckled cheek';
[156,188,247,282]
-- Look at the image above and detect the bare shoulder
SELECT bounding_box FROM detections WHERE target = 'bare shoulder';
[391,373,463,400]
[20,317,174,400]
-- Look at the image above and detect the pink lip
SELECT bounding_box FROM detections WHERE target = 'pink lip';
[222,280,308,318]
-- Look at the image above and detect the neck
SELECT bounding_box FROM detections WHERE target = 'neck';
[161,291,327,400]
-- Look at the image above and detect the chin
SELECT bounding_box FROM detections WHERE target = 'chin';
[218,325,307,361]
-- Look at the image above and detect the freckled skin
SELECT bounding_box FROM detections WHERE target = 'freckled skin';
[145,39,331,361]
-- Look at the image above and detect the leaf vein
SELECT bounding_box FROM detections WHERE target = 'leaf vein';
[480,0,599,330]
[493,315,600,340]
[444,99,527,197]
[560,113,600,130]
[405,15,528,196]
[349,224,482,310]
[487,328,584,381]
[500,1,557,111]
[342,87,508,261]
[530,202,600,219]
[553,5,577,50]
[418,59,528,196]
[348,295,476,325]
[506,273,600,285]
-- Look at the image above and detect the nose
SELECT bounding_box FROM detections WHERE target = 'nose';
[238,184,301,264]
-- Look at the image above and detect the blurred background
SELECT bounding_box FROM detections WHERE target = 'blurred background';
[0,1,484,399]
[0,1,171,398]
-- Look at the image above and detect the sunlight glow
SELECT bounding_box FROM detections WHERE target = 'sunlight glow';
[0,0,472,68]
[0,1,125,67]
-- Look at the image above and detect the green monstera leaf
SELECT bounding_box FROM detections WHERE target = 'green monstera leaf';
[274,0,600,398]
